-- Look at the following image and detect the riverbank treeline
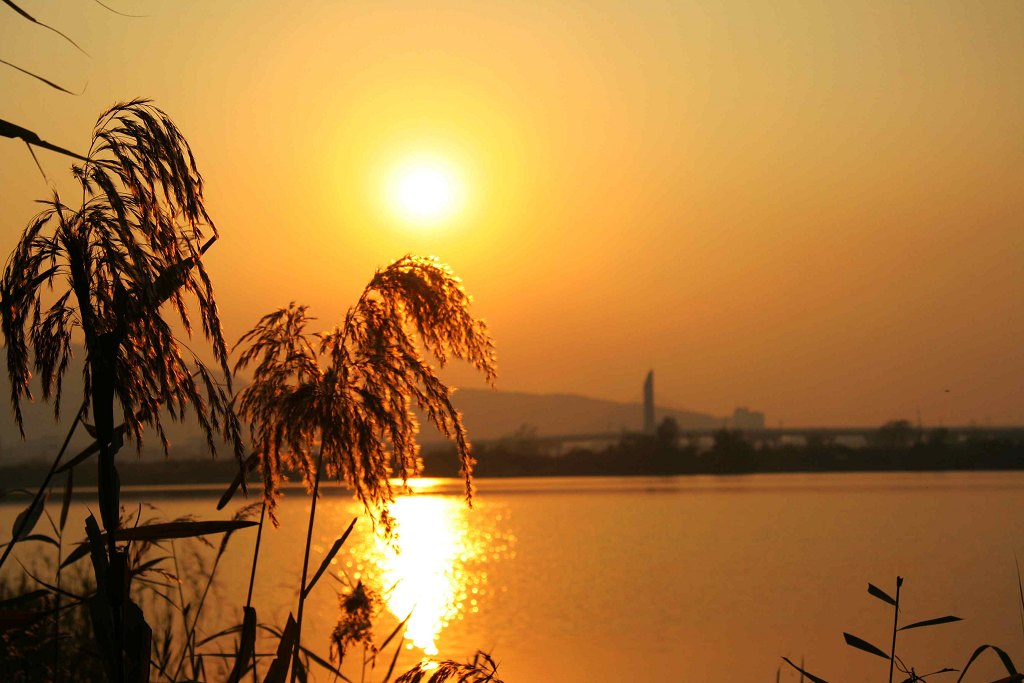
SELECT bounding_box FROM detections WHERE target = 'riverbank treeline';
[423,420,1024,478]
[2,421,1021,490]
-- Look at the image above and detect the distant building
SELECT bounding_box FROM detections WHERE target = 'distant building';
[643,370,655,435]
[731,407,765,430]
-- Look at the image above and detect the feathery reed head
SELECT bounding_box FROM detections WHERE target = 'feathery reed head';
[234,255,496,529]
[0,99,241,463]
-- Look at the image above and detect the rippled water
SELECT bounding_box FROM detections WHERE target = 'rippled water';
[4,472,1024,681]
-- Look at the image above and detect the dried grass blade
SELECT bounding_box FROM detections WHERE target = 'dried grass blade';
[302,517,356,598]
[60,540,90,568]
[898,615,962,631]
[217,452,258,510]
[0,57,80,95]
[843,632,890,659]
[226,606,256,683]
[298,644,350,682]
[868,582,897,606]
[1017,554,1024,644]
[54,425,127,473]
[10,490,46,543]
[955,644,1019,683]
[781,657,830,683]
[1,0,88,54]
[379,609,412,652]
[381,628,406,683]
[264,613,298,683]
[60,468,73,531]
[113,519,257,542]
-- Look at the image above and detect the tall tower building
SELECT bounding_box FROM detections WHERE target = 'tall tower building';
[643,370,655,435]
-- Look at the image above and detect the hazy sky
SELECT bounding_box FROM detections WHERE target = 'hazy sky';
[1,1,1021,426]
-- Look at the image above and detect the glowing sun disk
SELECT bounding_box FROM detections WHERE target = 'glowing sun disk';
[389,159,461,223]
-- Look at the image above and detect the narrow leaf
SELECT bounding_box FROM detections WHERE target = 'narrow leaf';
[381,633,404,683]
[264,613,298,683]
[10,491,46,543]
[1,0,88,53]
[60,541,90,568]
[299,644,351,682]
[0,57,79,94]
[113,520,257,542]
[226,606,256,683]
[955,644,1019,683]
[303,517,357,598]
[92,0,147,18]
[378,609,412,652]
[843,632,890,660]
[1016,554,1024,644]
[0,117,89,160]
[2,533,59,548]
[781,657,831,683]
[868,582,897,606]
[899,615,962,631]
[0,589,49,609]
[217,452,258,510]
[60,467,73,532]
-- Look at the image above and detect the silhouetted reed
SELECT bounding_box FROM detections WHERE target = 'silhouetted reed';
[232,254,496,682]
[0,99,245,681]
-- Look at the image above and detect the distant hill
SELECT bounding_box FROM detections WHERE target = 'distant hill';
[443,388,720,442]
[0,349,722,460]
[0,353,210,462]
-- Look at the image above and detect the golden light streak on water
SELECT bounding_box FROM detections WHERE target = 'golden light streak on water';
[372,495,479,655]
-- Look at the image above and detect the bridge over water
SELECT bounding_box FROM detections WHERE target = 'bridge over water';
[477,425,1024,449]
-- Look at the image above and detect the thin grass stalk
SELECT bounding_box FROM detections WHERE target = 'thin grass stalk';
[0,401,85,571]
[246,501,266,609]
[169,540,196,673]
[889,577,903,683]
[1016,554,1024,646]
[291,440,327,683]
[247,501,266,682]
[53,510,64,683]
[172,544,227,680]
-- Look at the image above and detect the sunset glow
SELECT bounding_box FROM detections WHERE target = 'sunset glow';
[2,2,1024,681]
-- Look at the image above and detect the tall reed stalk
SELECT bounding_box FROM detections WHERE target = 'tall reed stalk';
[234,255,496,681]
[1,99,242,682]
[291,442,326,681]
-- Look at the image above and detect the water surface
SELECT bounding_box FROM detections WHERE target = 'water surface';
[4,472,1023,681]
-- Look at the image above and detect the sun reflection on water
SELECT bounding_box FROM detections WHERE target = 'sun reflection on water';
[339,490,513,658]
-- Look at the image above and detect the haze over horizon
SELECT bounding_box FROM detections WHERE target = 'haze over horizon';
[2,1,1021,428]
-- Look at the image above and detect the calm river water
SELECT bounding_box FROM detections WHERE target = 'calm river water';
[4,472,1024,682]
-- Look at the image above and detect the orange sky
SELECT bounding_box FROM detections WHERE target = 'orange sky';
[1,1,1022,426]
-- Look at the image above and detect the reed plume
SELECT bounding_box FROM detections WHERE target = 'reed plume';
[234,254,496,530]
[234,254,495,682]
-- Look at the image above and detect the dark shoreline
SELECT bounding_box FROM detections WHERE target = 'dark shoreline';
[1,429,1022,498]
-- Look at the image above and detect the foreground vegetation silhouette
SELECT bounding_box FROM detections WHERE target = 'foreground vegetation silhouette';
[0,101,502,683]
[1,99,243,682]
[782,576,1021,683]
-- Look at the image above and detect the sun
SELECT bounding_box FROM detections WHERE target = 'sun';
[388,157,462,225]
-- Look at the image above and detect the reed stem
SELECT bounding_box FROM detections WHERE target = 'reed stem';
[888,576,903,683]
[291,440,327,682]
